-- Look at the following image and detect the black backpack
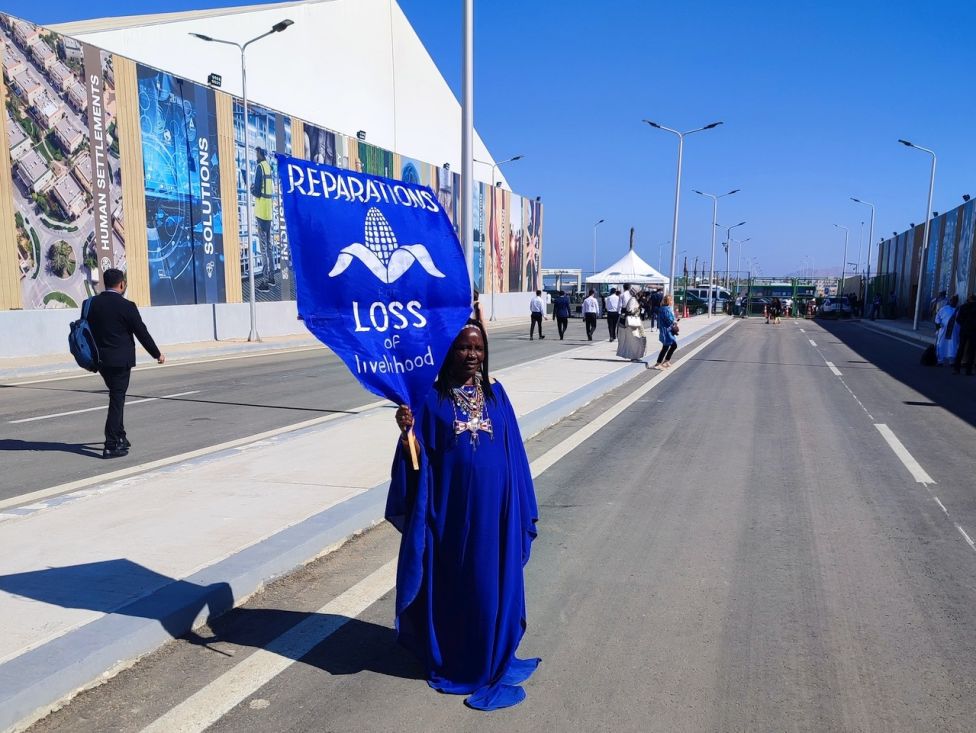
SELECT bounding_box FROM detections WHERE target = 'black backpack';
[69,297,100,372]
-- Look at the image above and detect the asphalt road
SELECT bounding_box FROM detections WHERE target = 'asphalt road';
[0,319,593,501]
[25,317,976,731]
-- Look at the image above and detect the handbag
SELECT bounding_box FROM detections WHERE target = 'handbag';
[670,323,680,336]
[626,315,642,327]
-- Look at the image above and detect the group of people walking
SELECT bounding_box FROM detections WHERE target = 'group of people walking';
[934,292,976,374]
[528,285,680,368]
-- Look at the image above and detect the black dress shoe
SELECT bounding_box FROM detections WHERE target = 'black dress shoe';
[121,438,132,449]
[103,446,129,459]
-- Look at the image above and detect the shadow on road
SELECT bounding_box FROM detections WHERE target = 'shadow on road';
[0,559,421,681]
[0,439,102,457]
[819,319,976,430]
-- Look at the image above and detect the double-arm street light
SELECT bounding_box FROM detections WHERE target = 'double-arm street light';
[592,219,605,275]
[643,119,723,296]
[898,139,937,331]
[851,197,876,301]
[834,224,849,298]
[693,189,739,316]
[474,154,524,320]
[190,19,294,342]
[724,219,746,293]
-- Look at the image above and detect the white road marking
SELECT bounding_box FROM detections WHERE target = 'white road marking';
[799,328,806,332]
[138,321,740,733]
[808,339,817,347]
[0,399,389,511]
[956,524,976,551]
[875,423,935,484]
[825,361,842,376]
[9,391,202,424]
[140,559,398,733]
[856,323,926,350]
[934,497,949,515]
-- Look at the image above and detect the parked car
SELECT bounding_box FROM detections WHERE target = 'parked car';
[818,297,853,318]
[675,291,709,316]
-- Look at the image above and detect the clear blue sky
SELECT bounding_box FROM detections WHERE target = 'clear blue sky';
[11,0,976,277]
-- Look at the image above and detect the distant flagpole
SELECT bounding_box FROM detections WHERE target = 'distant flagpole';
[461,0,474,289]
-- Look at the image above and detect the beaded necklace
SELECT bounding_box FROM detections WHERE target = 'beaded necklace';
[451,378,493,446]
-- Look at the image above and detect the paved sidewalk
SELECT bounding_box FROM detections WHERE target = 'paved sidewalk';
[0,315,732,731]
[857,316,936,347]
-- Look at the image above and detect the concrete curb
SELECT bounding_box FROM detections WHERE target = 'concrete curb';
[858,319,933,348]
[0,317,733,731]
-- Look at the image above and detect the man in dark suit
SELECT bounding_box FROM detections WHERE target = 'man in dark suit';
[86,269,165,458]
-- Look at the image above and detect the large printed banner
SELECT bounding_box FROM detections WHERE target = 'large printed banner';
[1,15,125,309]
[276,154,471,409]
[138,66,224,305]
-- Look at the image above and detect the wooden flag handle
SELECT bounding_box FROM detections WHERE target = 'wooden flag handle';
[407,428,420,471]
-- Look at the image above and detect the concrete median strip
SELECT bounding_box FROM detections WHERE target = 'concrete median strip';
[0,316,733,731]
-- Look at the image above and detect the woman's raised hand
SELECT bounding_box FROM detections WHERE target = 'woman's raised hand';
[395,405,414,435]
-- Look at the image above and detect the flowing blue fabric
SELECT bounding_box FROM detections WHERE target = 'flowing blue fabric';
[386,380,540,710]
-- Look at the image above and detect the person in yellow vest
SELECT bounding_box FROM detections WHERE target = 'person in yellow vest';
[251,146,276,292]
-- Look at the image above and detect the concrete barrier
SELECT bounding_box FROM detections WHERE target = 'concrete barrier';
[0,300,310,359]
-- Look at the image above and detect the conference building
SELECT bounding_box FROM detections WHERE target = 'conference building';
[0,1,542,355]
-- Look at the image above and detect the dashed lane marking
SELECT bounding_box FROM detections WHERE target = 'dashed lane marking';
[808,339,817,347]
[825,361,842,376]
[875,423,935,485]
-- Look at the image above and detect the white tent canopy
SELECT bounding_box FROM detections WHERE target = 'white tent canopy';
[586,248,669,287]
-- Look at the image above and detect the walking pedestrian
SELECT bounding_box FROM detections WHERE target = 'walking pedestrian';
[85,269,165,458]
[606,288,621,341]
[553,291,570,340]
[869,293,882,320]
[252,146,276,293]
[953,294,976,375]
[582,289,600,340]
[654,294,678,369]
[649,288,663,329]
[529,289,546,340]
[616,286,647,361]
[935,294,960,366]
[389,320,540,710]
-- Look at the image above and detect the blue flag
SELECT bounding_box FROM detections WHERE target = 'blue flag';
[276,154,472,411]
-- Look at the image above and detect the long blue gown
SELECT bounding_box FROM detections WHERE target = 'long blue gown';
[386,380,540,710]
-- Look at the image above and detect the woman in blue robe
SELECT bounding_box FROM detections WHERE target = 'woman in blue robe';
[387,319,540,710]
[654,294,678,369]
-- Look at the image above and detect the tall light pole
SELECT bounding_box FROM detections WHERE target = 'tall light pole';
[898,139,937,331]
[592,218,605,274]
[733,236,751,291]
[657,240,670,273]
[834,224,849,299]
[851,197,876,304]
[190,19,294,343]
[474,154,523,320]
[725,221,752,292]
[693,189,738,316]
[643,119,723,296]
[461,0,474,285]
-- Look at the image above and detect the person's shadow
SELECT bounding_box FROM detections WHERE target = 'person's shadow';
[0,559,422,680]
[0,439,103,457]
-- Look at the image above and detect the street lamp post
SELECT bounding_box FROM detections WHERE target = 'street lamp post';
[834,224,849,300]
[474,155,523,320]
[592,219,605,275]
[725,220,746,297]
[190,19,294,343]
[898,139,937,331]
[693,189,739,317]
[851,197,876,307]
[643,119,723,297]
[733,236,751,291]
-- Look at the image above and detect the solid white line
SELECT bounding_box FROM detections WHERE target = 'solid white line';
[875,423,935,484]
[955,524,976,551]
[137,320,739,733]
[934,497,949,515]
[808,339,817,347]
[0,399,389,511]
[529,320,737,478]
[825,361,842,376]
[9,391,201,424]
[140,559,398,733]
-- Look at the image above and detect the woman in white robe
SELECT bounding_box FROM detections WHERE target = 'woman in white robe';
[616,287,647,361]
[935,295,960,365]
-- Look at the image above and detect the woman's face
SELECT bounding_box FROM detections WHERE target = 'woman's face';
[450,328,485,383]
